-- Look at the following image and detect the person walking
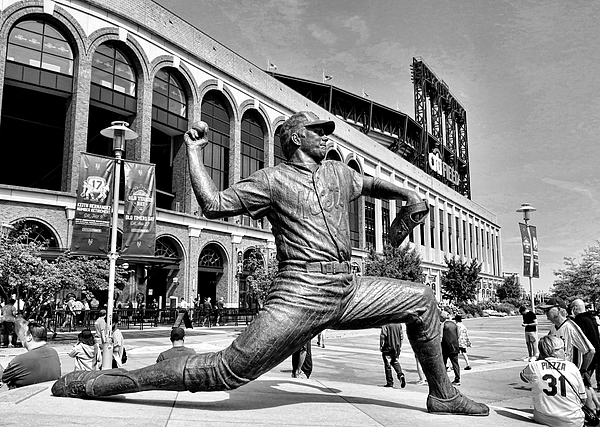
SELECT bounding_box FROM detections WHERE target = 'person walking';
[520,305,539,360]
[455,315,472,370]
[441,311,461,386]
[111,315,125,369]
[380,323,406,388]
[316,331,325,348]
[51,111,488,416]
[520,335,586,427]
[291,340,312,379]
[214,297,224,327]
[1,298,18,348]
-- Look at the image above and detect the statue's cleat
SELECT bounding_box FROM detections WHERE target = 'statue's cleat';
[51,368,139,398]
[427,391,489,416]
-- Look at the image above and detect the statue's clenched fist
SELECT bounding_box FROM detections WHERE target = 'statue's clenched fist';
[185,121,209,149]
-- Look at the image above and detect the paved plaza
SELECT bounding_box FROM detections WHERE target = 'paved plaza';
[0,316,544,426]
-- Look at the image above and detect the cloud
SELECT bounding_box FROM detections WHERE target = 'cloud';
[342,15,369,43]
[307,23,337,45]
[542,177,600,209]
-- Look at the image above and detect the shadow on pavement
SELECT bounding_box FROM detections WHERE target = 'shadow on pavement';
[86,379,426,413]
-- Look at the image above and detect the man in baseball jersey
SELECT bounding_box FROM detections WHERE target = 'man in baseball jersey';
[520,335,586,427]
[541,297,595,372]
[52,111,488,416]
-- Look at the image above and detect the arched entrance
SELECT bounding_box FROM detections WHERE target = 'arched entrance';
[197,244,225,306]
[144,236,182,308]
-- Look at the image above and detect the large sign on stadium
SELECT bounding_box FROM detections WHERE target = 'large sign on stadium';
[428,149,460,185]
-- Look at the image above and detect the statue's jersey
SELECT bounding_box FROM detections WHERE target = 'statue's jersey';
[215,160,363,263]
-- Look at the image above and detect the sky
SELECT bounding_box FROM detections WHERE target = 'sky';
[154,0,600,293]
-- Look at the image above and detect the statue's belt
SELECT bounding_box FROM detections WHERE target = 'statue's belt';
[280,260,352,275]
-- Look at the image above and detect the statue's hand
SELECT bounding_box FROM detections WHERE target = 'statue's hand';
[185,121,209,150]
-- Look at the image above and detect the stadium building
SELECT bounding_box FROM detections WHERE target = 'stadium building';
[0,0,503,310]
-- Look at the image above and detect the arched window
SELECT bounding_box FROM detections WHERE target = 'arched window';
[326,150,342,161]
[88,44,138,158]
[6,19,73,91]
[198,246,224,269]
[151,69,188,209]
[155,236,180,259]
[273,125,285,166]
[240,110,265,228]
[9,220,59,248]
[201,92,230,192]
[91,44,136,112]
[1,19,74,191]
[152,69,187,131]
[348,160,361,249]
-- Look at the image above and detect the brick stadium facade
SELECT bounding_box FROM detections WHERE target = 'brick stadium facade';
[0,0,503,309]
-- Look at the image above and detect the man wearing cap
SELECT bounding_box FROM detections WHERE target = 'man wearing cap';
[541,297,595,376]
[52,111,489,416]
[156,328,197,362]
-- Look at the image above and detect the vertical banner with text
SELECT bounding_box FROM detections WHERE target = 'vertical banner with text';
[519,222,532,277]
[71,153,115,255]
[122,160,156,256]
[529,225,539,278]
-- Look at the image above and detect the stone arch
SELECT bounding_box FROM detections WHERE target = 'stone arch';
[197,241,230,306]
[8,217,62,248]
[325,145,343,161]
[346,155,363,173]
[198,79,239,124]
[87,28,150,79]
[0,3,88,61]
[149,56,199,107]
[239,99,273,138]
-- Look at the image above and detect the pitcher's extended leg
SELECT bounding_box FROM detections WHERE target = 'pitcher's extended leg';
[336,275,488,416]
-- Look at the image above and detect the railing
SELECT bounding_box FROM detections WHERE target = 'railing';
[46,307,259,332]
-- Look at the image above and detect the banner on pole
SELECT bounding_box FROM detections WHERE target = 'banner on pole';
[122,160,156,256]
[519,222,532,278]
[71,153,115,255]
[529,225,539,278]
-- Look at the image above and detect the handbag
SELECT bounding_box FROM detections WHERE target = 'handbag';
[121,347,127,364]
[549,362,598,426]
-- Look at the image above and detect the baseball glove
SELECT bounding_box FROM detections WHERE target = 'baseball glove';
[389,200,429,247]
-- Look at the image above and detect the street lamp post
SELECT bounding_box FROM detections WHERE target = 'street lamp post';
[99,121,138,369]
[517,203,536,312]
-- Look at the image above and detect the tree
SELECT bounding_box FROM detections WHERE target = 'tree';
[552,240,600,305]
[441,256,481,304]
[0,221,126,315]
[245,247,277,308]
[364,244,424,282]
[496,274,522,301]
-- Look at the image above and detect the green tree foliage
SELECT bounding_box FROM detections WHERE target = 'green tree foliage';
[245,247,278,308]
[0,222,126,314]
[364,244,424,282]
[441,256,481,304]
[496,274,522,301]
[552,241,600,305]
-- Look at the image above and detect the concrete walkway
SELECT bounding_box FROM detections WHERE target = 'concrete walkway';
[0,327,536,427]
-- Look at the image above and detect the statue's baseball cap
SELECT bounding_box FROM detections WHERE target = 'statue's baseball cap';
[170,327,185,341]
[281,111,335,139]
[538,296,567,310]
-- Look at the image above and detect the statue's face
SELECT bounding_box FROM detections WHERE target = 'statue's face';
[299,126,328,162]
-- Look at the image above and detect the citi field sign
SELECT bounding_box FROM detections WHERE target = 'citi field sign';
[428,149,460,185]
